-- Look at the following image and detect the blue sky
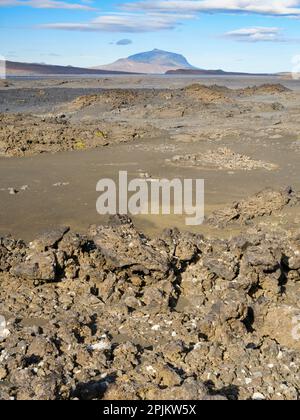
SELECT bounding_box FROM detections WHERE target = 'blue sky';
[0,0,300,72]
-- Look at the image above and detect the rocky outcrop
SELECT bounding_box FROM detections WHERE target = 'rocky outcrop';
[0,113,157,157]
[0,216,300,400]
[206,187,299,228]
[238,84,290,96]
[166,148,277,171]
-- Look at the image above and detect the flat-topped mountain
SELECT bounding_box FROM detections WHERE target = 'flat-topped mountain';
[94,49,196,74]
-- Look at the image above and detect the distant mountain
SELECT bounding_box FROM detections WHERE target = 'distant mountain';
[166,68,273,76]
[2,58,280,78]
[3,60,139,77]
[94,49,196,74]
[276,72,294,79]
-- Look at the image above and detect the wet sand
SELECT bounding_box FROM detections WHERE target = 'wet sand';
[0,133,300,240]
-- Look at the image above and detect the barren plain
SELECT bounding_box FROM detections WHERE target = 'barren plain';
[1,75,300,400]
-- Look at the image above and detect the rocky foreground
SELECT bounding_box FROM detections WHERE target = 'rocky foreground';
[1,194,300,400]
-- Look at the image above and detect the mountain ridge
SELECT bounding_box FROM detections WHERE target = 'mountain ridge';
[3,60,140,77]
[94,49,196,74]
[166,68,273,76]
[1,51,281,77]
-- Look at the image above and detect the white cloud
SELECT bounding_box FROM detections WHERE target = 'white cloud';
[3,0,300,17]
[0,0,96,10]
[123,0,300,17]
[9,0,300,36]
[224,27,284,42]
[38,12,185,32]
[116,39,133,45]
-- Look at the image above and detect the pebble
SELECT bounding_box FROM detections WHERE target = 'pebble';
[0,367,7,380]
[252,392,266,400]
[139,172,151,179]
[151,324,160,331]
[88,336,111,352]
[8,188,18,195]
[53,182,70,187]
[0,315,10,342]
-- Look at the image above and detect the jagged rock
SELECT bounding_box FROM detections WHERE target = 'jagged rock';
[0,237,25,272]
[243,246,279,270]
[0,219,300,400]
[161,229,203,262]
[283,234,300,271]
[203,251,239,281]
[10,251,58,282]
[89,216,170,277]
[27,337,57,358]
[9,369,61,400]
[255,305,300,350]
[29,226,70,252]
[206,187,298,228]
[147,378,226,400]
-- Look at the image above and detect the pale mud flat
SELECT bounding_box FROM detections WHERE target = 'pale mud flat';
[0,135,300,241]
[0,75,300,240]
